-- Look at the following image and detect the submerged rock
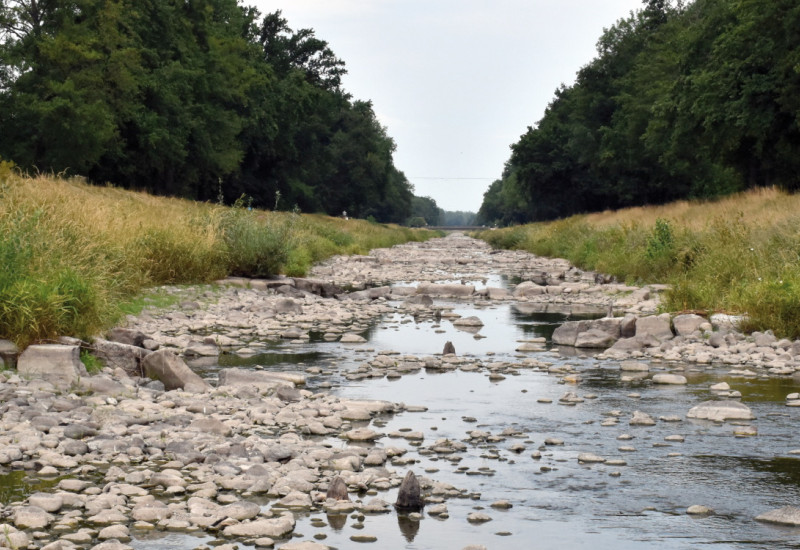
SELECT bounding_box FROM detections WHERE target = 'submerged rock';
[687,400,754,422]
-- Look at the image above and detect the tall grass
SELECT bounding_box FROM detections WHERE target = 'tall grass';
[475,187,800,338]
[0,172,437,347]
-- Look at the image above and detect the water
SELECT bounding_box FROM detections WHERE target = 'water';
[6,294,800,549]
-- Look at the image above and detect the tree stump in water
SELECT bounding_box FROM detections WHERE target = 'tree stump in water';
[395,470,423,511]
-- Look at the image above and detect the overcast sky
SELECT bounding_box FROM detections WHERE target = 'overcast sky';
[251,0,645,212]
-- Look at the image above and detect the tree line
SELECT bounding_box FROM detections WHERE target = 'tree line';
[478,0,800,225]
[0,1,414,222]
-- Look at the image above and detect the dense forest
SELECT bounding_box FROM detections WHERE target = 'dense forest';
[478,0,800,225]
[0,1,415,222]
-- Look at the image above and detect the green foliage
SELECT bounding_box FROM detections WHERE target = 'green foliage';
[406,216,427,228]
[0,1,413,223]
[80,350,104,374]
[481,0,800,221]
[221,208,292,278]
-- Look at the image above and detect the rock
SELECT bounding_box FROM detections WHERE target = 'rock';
[326,476,350,501]
[189,417,231,436]
[416,283,475,297]
[28,493,63,513]
[395,471,423,511]
[687,400,754,422]
[577,453,606,463]
[467,512,492,523]
[652,374,688,385]
[756,506,800,526]
[13,505,54,529]
[552,318,621,347]
[0,338,19,368]
[141,349,210,392]
[687,505,714,515]
[672,314,706,336]
[275,298,303,314]
[630,411,656,426]
[575,328,617,348]
[98,524,131,541]
[406,294,434,306]
[92,338,151,375]
[340,333,367,344]
[222,513,295,538]
[279,542,330,550]
[635,313,674,341]
[513,280,546,297]
[620,361,649,372]
[344,428,381,442]
[17,344,87,389]
[292,278,343,298]
[453,316,484,327]
[106,328,148,347]
[442,341,456,355]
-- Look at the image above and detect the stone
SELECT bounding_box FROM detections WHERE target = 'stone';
[106,328,148,347]
[574,329,617,348]
[326,476,350,501]
[620,361,649,372]
[17,344,87,389]
[453,316,484,327]
[98,524,131,541]
[222,513,295,538]
[652,374,688,385]
[141,349,210,392]
[513,280,546,297]
[395,471,423,511]
[756,506,800,526]
[416,283,475,297]
[279,542,330,550]
[577,453,606,463]
[13,506,54,529]
[687,505,714,515]
[442,341,456,355]
[552,318,621,347]
[0,338,19,368]
[672,314,706,336]
[467,512,492,523]
[275,298,303,315]
[340,333,367,344]
[28,493,63,512]
[92,338,151,375]
[635,313,674,341]
[630,411,656,426]
[687,400,754,422]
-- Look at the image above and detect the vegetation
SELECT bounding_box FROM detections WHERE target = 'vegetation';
[476,187,800,338]
[0,173,437,348]
[0,2,415,223]
[478,0,800,225]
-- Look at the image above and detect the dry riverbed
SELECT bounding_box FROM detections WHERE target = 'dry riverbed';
[2,233,800,550]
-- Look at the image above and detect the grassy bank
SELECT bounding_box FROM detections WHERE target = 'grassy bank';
[0,169,438,347]
[475,187,800,338]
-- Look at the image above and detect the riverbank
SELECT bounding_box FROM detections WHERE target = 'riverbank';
[2,234,800,550]
[0,173,436,348]
[474,186,800,339]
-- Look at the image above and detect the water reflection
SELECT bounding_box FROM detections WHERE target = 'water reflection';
[397,514,421,542]
[327,513,347,531]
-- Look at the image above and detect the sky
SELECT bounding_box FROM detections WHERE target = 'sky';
[251,0,646,212]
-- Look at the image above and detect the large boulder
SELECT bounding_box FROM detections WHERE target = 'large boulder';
[513,281,546,297]
[635,313,674,341]
[756,506,800,526]
[292,278,343,298]
[552,318,622,347]
[672,314,706,336]
[687,400,753,421]
[92,338,151,376]
[222,512,295,538]
[142,350,210,392]
[17,345,87,390]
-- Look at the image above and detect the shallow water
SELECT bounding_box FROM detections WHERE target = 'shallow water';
[6,292,800,549]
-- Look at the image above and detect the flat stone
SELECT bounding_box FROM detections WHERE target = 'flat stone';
[756,506,800,526]
[652,374,687,385]
[687,400,754,422]
[17,345,87,389]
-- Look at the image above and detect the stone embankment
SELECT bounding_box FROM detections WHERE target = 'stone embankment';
[2,233,800,550]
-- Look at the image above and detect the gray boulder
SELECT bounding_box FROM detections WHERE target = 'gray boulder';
[106,328,148,347]
[17,344,87,389]
[142,349,210,392]
[687,400,753,421]
[92,338,151,376]
[672,314,706,336]
[217,368,294,393]
[575,328,618,348]
[756,506,800,526]
[275,298,303,315]
[635,313,674,341]
[513,281,546,297]
[552,318,622,347]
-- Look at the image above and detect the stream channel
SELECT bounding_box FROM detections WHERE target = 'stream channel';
[4,277,800,549]
[165,277,799,549]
